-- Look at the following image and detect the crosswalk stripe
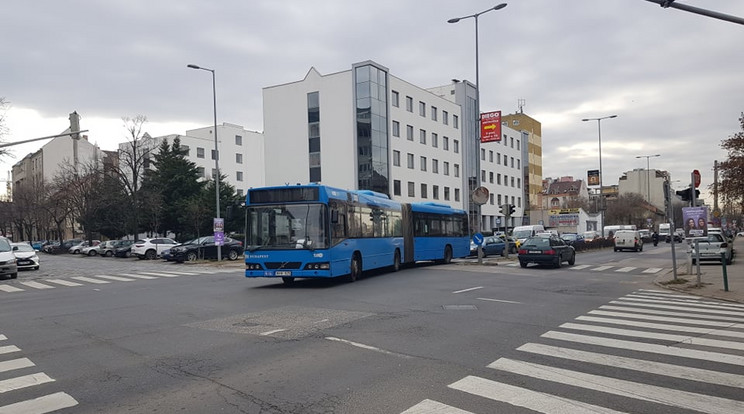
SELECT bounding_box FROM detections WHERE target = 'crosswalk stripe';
[517,342,744,389]
[560,322,744,351]
[588,310,744,328]
[615,267,636,272]
[45,279,84,287]
[488,358,744,414]
[0,346,21,355]
[626,293,744,310]
[571,265,592,270]
[449,375,627,414]
[401,399,473,413]
[0,372,54,393]
[601,304,744,323]
[637,288,700,298]
[0,391,78,413]
[543,330,744,366]
[118,273,158,279]
[611,300,744,317]
[0,335,5,340]
[19,281,54,290]
[157,271,199,275]
[70,276,110,284]
[642,267,664,273]
[93,275,136,282]
[591,266,614,271]
[0,285,24,293]
[0,358,34,373]
[137,272,181,277]
[575,315,744,339]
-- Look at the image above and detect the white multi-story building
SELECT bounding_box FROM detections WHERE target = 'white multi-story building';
[142,123,264,196]
[618,168,668,210]
[262,60,529,232]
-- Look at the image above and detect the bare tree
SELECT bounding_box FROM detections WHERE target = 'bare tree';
[114,115,153,236]
[0,97,9,158]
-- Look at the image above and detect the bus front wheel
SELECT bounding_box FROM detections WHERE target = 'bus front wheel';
[282,277,295,285]
[442,245,453,264]
[348,254,361,282]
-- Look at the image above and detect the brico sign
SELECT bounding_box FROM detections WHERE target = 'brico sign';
[480,110,502,143]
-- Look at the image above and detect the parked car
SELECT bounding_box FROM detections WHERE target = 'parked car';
[95,240,118,257]
[0,236,19,279]
[31,240,46,251]
[691,233,733,265]
[638,229,652,243]
[112,240,136,258]
[560,233,584,246]
[469,236,506,258]
[497,235,520,253]
[44,239,81,254]
[69,240,100,254]
[170,236,244,262]
[81,244,101,256]
[11,242,40,270]
[583,231,599,242]
[518,234,576,268]
[614,230,643,252]
[132,238,178,260]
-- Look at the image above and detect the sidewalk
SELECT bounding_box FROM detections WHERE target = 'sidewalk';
[653,235,744,303]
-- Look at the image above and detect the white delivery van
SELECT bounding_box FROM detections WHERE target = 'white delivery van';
[658,223,671,240]
[614,230,643,252]
[512,225,546,244]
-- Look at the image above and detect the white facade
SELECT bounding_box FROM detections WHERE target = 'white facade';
[478,126,526,230]
[618,168,667,210]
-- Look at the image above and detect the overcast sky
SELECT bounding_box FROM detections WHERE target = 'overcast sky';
[2,0,742,199]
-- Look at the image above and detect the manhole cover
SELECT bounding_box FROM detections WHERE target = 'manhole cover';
[443,305,478,310]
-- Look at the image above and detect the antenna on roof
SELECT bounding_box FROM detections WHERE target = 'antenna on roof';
[517,99,526,114]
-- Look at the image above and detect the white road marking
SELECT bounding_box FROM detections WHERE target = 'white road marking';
[325,337,412,359]
[45,279,83,287]
[489,358,744,414]
[157,271,199,275]
[518,342,744,389]
[0,372,54,393]
[118,273,158,279]
[625,293,744,309]
[0,335,5,340]
[449,375,627,414]
[0,358,34,373]
[588,310,744,328]
[571,264,592,270]
[610,300,744,316]
[259,329,286,336]
[0,391,78,413]
[560,322,744,351]
[542,331,744,366]
[0,346,21,355]
[642,267,664,274]
[600,305,744,323]
[19,281,54,289]
[476,298,521,304]
[137,272,181,278]
[401,399,474,414]
[615,267,636,273]
[0,285,24,293]
[452,286,483,294]
[93,275,136,282]
[591,266,614,271]
[637,288,701,298]
[70,276,110,284]
[575,315,744,339]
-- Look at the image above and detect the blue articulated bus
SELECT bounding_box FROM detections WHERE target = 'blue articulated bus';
[244,184,469,284]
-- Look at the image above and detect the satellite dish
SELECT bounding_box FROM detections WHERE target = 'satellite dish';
[472,186,489,205]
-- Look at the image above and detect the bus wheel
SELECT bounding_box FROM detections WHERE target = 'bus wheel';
[393,250,401,272]
[282,277,295,285]
[442,246,453,264]
[348,254,361,282]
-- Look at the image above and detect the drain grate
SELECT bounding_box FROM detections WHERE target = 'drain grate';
[443,305,478,310]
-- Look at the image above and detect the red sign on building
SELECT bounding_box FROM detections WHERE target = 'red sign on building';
[480,110,502,143]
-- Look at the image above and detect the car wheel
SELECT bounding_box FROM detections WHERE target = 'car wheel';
[392,250,401,272]
[145,249,157,260]
[105,251,113,257]
[34,266,39,270]
[186,252,198,262]
[10,273,18,279]
[519,261,527,268]
[88,250,97,256]
[568,252,576,265]
[511,246,518,254]
[347,254,361,282]
[227,249,239,261]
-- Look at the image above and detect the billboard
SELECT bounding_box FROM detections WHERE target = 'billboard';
[587,170,600,186]
[548,213,580,227]
[682,207,707,238]
[480,110,502,143]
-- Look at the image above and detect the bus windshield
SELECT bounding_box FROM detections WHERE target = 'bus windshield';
[247,204,328,251]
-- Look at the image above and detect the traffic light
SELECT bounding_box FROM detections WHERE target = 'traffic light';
[508,204,516,216]
[676,188,700,201]
[499,204,508,215]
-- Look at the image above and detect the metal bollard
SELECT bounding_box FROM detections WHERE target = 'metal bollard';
[721,252,729,292]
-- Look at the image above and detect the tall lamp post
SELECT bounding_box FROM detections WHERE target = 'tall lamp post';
[582,114,617,237]
[635,154,661,204]
[448,3,507,234]
[187,63,221,261]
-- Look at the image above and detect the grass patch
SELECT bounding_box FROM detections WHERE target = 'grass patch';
[660,278,689,285]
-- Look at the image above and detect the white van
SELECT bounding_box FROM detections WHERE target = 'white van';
[614,230,643,252]
[512,225,546,244]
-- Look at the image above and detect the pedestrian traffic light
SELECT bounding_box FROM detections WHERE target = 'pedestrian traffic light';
[508,204,516,216]
[499,204,507,215]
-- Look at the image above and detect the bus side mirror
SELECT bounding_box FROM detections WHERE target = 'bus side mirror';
[331,209,339,224]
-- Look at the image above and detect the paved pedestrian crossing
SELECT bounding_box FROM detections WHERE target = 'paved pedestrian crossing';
[0,334,78,413]
[401,289,744,413]
[501,261,667,275]
[0,268,238,295]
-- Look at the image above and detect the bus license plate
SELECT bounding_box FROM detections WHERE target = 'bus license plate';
[275,271,292,276]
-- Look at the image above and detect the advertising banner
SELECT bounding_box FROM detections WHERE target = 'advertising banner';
[480,111,502,143]
[214,217,225,246]
[682,207,707,238]
[587,170,600,186]
[549,213,580,227]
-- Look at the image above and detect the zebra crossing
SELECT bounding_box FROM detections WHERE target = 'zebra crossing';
[0,268,239,294]
[0,334,78,413]
[501,261,666,275]
[401,289,744,414]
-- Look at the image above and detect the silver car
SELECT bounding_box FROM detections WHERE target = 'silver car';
[11,242,40,270]
[691,233,733,265]
[0,237,18,279]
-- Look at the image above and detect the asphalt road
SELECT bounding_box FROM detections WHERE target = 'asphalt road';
[1,249,742,413]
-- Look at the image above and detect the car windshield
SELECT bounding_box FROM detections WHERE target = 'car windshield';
[561,234,577,241]
[523,238,549,248]
[13,243,34,252]
[513,230,533,239]
[0,238,12,252]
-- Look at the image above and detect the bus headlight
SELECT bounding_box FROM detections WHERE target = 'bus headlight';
[245,263,263,270]
[304,262,330,270]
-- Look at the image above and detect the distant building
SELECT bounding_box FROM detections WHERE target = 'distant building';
[501,112,543,214]
[618,168,669,210]
[537,176,589,210]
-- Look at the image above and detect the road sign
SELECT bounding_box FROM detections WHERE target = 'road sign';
[480,111,502,143]
[473,233,484,246]
[495,217,501,225]
[693,169,701,188]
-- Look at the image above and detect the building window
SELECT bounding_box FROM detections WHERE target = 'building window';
[419,129,426,144]
[407,125,414,141]
[444,186,450,200]
[431,106,438,121]
[236,171,243,181]
[407,153,414,169]
[511,177,515,187]
[481,170,486,181]
[408,181,415,197]
[236,153,243,164]
[433,185,439,200]
[497,173,501,185]
[454,139,459,154]
[497,152,501,165]
[432,133,438,148]
[197,147,205,159]
[517,178,521,188]
[454,164,460,178]
[308,91,322,184]
[489,150,493,162]
[498,194,502,205]
[394,179,401,195]
[420,156,427,171]
[489,171,494,183]
[432,159,439,174]
[235,135,243,146]
[421,183,428,198]
[517,140,520,150]
[393,150,400,167]
[518,197,522,208]
[419,101,426,117]
[455,188,460,202]
[517,159,521,169]
[453,115,459,129]
[443,136,449,150]
[406,96,413,112]
[443,110,449,125]
[503,154,508,165]
[490,194,495,205]
[443,161,449,176]
[392,121,400,137]
[392,90,399,107]
[481,148,486,160]
[511,157,514,168]
[511,137,514,148]
[197,167,205,177]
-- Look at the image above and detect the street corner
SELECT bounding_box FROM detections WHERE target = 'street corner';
[653,267,744,304]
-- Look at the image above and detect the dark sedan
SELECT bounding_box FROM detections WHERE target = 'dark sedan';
[518,234,575,268]
[170,236,243,262]
[469,236,506,257]
[112,240,135,258]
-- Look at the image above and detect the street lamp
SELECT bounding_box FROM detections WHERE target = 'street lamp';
[635,154,661,204]
[187,63,221,261]
[582,114,617,237]
[448,3,507,234]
